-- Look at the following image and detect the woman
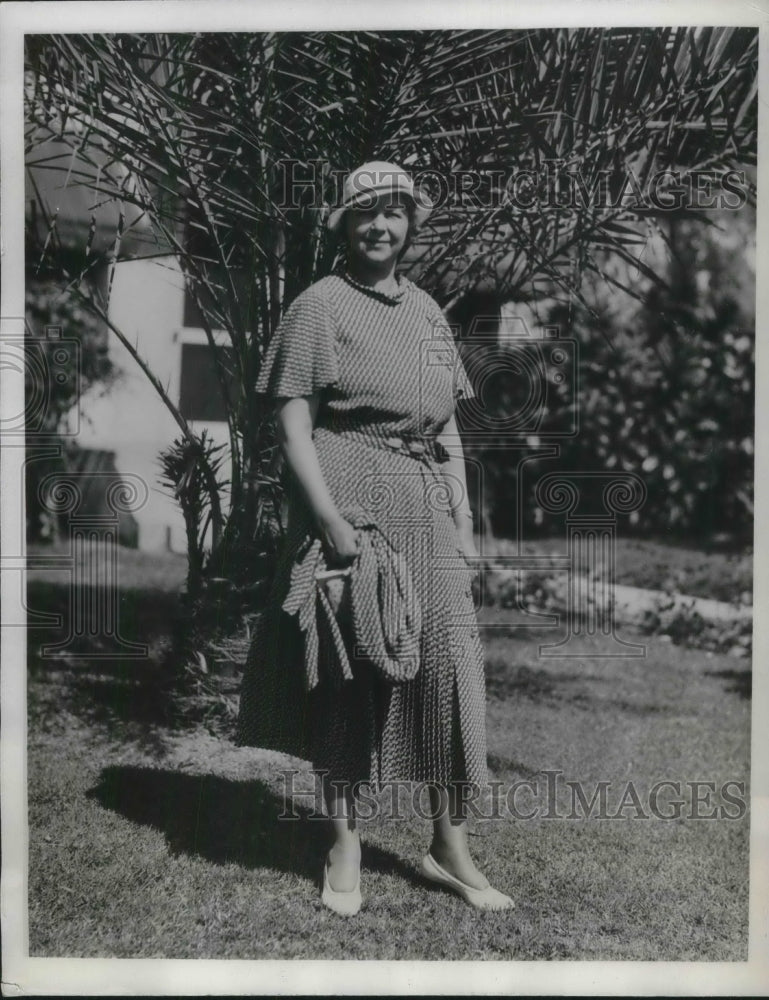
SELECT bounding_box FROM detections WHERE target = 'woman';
[237,161,512,915]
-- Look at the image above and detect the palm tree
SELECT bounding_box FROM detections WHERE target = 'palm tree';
[25,27,757,612]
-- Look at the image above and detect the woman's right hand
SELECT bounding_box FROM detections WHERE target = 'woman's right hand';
[319,514,361,567]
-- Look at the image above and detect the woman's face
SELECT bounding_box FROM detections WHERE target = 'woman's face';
[344,194,412,273]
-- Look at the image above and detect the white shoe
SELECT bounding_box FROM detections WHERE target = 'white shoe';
[321,855,362,916]
[421,852,514,911]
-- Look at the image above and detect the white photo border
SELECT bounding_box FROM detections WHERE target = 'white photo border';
[2,0,768,994]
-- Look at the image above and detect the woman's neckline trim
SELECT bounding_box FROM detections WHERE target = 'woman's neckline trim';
[341,270,409,304]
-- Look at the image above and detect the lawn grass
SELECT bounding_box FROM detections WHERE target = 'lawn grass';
[26,565,750,960]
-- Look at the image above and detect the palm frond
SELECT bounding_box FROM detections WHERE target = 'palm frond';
[25,26,757,573]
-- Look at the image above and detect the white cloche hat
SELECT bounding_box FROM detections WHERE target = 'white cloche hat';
[327,160,433,232]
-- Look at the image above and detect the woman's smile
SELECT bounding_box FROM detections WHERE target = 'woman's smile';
[345,194,411,275]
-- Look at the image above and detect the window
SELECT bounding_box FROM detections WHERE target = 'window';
[179,342,235,422]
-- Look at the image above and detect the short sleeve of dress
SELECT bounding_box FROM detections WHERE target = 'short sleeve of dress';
[452,344,475,401]
[425,298,475,402]
[255,284,339,398]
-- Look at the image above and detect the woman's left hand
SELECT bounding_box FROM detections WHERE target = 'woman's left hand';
[457,523,480,578]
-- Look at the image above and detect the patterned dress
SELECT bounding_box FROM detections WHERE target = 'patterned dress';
[236,271,487,789]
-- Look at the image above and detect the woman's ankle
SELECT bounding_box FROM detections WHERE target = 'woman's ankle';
[329,837,361,856]
[428,839,489,890]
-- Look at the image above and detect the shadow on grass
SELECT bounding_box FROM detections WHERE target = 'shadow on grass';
[485,663,563,702]
[486,752,540,779]
[27,580,182,652]
[31,655,170,710]
[706,668,752,699]
[27,581,193,743]
[485,661,696,717]
[87,766,420,886]
[28,658,175,758]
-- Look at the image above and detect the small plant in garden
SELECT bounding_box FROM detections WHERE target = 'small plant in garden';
[158,431,227,599]
[641,593,752,658]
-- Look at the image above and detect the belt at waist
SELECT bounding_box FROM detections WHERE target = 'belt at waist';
[313,426,451,465]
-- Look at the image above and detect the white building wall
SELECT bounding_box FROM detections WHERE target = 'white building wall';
[73,256,232,553]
